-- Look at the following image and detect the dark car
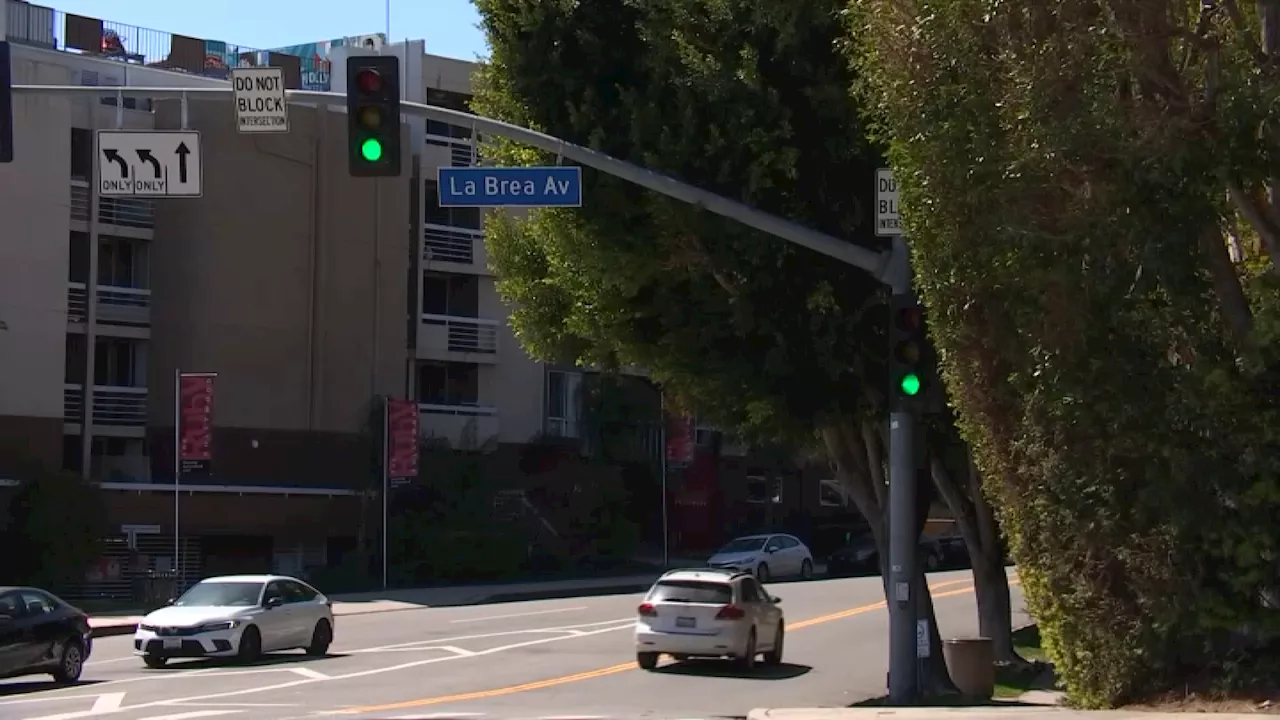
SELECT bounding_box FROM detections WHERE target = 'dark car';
[0,586,92,683]
[826,534,944,577]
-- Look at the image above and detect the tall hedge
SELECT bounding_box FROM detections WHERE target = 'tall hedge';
[850,0,1280,706]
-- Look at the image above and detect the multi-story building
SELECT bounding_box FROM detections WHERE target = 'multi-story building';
[0,2,864,592]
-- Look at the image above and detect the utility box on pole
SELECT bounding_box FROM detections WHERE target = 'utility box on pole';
[1,41,14,164]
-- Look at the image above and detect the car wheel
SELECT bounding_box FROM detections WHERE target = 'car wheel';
[306,619,332,656]
[237,625,262,663]
[636,651,659,670]
[142,654,168,669]
[51,639,84,683]
[763,625,784,666]
[800,559,813,580]
[735,629,757,670]
[756,563,771,582]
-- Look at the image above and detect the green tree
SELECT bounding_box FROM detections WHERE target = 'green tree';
[5,466,108,589]
[850,0,1280,706]
[471,0,1004,688]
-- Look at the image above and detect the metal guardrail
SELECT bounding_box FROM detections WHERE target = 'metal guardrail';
[419,402,497,416]
[423,224,480,265]
[67,282,151,325]
[64,383,148,426]
[71,181,155,229]
[421,313,500,354]
[4,0,328,85]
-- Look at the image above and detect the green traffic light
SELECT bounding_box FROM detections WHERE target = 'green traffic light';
[360,138,383,162]
[899,373,921,396]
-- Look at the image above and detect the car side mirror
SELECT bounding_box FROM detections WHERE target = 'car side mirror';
[265,596,283,609]
[770,596,782,604]
[766,547,778,554]
[0,613,12,624]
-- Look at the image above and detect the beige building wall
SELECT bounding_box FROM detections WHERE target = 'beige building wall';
[146,101,410,435]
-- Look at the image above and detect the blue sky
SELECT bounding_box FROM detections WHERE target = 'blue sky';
[46,0,488,61]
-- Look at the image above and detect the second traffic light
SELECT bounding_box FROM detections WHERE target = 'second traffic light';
[346,55,401,177]
[889,294,928,407]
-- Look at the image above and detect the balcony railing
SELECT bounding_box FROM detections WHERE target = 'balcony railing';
[423,224,481,266]
[64,384,148,426]
[425,133,479,167]
[68,283,151,325]
[420,402,499,450]
[71,181,155,230]
[421,314,499,354]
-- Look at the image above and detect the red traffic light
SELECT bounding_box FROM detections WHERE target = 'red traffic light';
[895,306,923,332]
[355,69,383,94]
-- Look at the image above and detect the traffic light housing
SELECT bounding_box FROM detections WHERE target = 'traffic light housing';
[1,41,14,164]
[345,55,401,177]
[889,294,928,409]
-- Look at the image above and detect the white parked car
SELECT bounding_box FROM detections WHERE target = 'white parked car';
[634,568,784,670]
[705,533,814,582]
[134,574,333,667]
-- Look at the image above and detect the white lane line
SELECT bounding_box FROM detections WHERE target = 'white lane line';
[434,645,476,657]
[287,668,331,680]
[85,656,142,666]
[26,622,635,719]
[346,618,631,653]
[90,694,126,712]
[448,607,585,624]
[132,707,241,712]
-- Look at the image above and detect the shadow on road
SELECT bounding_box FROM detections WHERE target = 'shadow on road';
[656,660,812,680]
[0,679,106,697]
[148,651,351,671]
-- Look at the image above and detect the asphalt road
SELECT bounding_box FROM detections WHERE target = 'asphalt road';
[0,569,1026,720]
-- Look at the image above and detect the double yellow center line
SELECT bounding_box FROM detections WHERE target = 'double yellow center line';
[339,575,1010,714]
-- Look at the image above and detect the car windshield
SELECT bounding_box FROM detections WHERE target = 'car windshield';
[717,537,767,554]
[173,581,263,607]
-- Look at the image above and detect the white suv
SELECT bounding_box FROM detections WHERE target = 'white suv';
[634,568,784,670]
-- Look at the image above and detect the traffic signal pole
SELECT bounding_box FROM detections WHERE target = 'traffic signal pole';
[11,81,923,700]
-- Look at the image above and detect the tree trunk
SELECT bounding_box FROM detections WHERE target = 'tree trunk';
[1197,220,1254,349]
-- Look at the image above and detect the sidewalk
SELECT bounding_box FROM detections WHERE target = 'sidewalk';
[86,572,661,638]
[749,708,1264,719]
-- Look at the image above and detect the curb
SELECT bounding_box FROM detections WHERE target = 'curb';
[479,582,654,604]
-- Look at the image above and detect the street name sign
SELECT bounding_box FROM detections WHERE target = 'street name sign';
[437,166,582,207]
[876,168,901,237]
[232,66,289,133]
[97,130,202,197]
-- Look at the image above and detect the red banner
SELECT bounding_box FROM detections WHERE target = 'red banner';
[386,398,420,479]
[179,373,215,475]
[665,413,695,467]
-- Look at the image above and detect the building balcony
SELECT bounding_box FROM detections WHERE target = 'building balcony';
[425,132,479,167]
[423,224,488,272]
[64,384,148,428]
[71,180,155,232]
[419,314,499,361]
[68,283,151,328]
[420,403,500,449]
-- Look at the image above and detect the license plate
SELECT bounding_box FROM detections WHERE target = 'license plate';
[162,637,182,649]
[676,616,696,628]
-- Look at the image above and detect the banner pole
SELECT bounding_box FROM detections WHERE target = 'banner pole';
[173,368,181,587]
[381,396,390,591]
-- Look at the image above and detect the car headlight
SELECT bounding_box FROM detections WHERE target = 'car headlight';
[198,620,240,632]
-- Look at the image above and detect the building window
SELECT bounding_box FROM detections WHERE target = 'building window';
[819,479,848,508]
[65,334,87,384]
[69,232,90,283]
[94,338,147,387]
[747,475,782,504]
[424,181,481,229]
[422,272,478,316]
[546,370,582,437]
[417,361,479,405]
[98,235,149,288]
[71,128,92,180]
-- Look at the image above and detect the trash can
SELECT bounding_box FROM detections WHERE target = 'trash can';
[943,636,995,698]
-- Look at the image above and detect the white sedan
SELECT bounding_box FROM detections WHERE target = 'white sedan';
[705,533,814,582]
[134,574,333,667]
[634,568,785,670]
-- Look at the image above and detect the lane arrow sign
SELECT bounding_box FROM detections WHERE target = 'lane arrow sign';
[175,142,190,184]
[102,149,128,178]
[136,149,161,178]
